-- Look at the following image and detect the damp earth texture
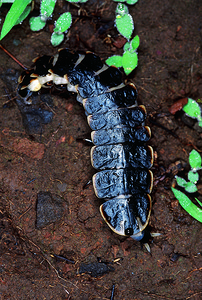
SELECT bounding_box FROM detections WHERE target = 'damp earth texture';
[0,0,202,299]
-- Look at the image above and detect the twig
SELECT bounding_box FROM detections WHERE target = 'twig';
[110,284,115,300]
[0,44,27,70]
[186,267,202,280]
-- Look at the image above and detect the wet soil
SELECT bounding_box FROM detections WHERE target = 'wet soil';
[0,0,202,299]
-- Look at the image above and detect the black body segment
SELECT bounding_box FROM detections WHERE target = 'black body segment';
[95,66,123,88]
[17,48,154,241]
[100,194,152,238]
[87,106,146,131]
[91,144,153,170]
[83,83,138,115]
[52,49,80,76]
[33,55,54,76]
[91,125,151,145]
[93,168,153,198]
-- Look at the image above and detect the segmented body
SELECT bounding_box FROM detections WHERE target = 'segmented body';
[18,49,153,241]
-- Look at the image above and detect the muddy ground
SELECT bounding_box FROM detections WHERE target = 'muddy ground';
[0,0,202,299]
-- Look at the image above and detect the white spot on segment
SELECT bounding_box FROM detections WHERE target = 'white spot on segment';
[130,218,145,241]
[94,64,109,76]
[149,170,153,193]
[67,83,77,93]
[52,53,59,66]
[52,74,68,85]
[76,94,83,104]
[28,79,42,92]
[119,220,126,235]
[90,146,96,168]
[74,54,85,67]
[38,73,53,86]
[92,173,99,198]
[106,82,125,92]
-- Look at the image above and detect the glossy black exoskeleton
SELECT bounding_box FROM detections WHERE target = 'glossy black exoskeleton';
[18,48,153,241]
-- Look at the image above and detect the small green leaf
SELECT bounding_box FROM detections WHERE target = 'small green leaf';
[66,0,88,2]
[40,0,56,20]
[183,98,201,120]
[15,5,31,25]
[171,187,202,222]
[185,182,198,193]
[189,150,202,170]
[116,3,129,16]
[195,198,202,207]
[54,12,72,34]
[51,32,64,47]
[126,0,138,4]
[113,0,138,3]
[0,0,15,3]
[0,0,32,40]
[123,42,130,52]
[122,51,138,75]
[115,13,134,40]
[29,16,46,31]
[198,120,202,127]
[188,170,199,183]
[131,35,140,50]
[106,55,123,68]
[175,176,188,188]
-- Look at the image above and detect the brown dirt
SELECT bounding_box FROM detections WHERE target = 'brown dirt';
[0,0,202,299]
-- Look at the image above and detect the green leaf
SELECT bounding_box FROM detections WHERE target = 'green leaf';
[40,0,56,20]
[183,98,201,120]
[0,0,32,40]
[29,16,46,31]
[116,3,129,16]
[131,35,140,50]
[123,42,130,52]
[66,0,88,2]
[198,120,202,127]
[184,182,198,193]
[115,13,134,40]
[195,198,202,207]
[188,170,199,183]
[15,5,31,25]
[122,51,138,75]
[113,0,138,3]
[54,12,72,34]
[1,0,15,3]
[105,55,123,68]
[171,188,202,222]
[189,150,202,170]
[175,176,188,188]
[51,32,64,47]
[126,0,138,4]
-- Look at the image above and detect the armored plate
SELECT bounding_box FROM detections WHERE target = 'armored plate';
[93,168,153,198]
[91,144,153,170]
[91,126,151,146]
[87,106,146,131]
[52,49,80,76]
[83,83,138,115]
[67,65,123,99]
[32,55,54,76]
[100,194,152,239]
